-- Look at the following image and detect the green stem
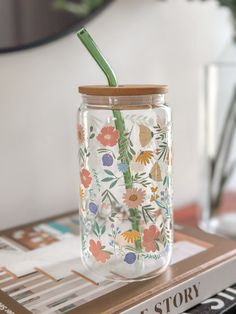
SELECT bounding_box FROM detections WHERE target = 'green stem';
[113,110,133,188]
[113,110,142,251]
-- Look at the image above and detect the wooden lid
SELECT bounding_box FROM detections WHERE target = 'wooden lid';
[79,84,168,96]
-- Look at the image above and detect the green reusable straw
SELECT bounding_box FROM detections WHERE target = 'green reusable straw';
[77,28,117,86]
[77,28,141,251]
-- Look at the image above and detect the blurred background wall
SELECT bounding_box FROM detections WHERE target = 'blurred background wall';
[0,0,232,229]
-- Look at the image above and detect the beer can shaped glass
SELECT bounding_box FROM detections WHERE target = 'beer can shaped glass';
[78,85,173,281]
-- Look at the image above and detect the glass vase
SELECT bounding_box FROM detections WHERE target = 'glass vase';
[201,41,236,237]
[77,85,173,282]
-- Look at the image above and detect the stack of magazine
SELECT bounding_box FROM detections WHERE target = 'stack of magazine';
[0,211,236,314]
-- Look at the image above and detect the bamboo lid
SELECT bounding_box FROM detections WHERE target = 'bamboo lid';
[79,84,168,96]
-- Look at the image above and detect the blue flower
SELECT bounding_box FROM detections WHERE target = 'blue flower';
[89,202,98,215]
[124,252,136,264]
[102,154,113,166]
[118,163,128,173]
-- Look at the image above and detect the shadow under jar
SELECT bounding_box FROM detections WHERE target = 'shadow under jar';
[77,85,173,282]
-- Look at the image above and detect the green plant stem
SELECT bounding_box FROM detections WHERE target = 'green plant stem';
[113,109,142,251]
[113,110,133,188]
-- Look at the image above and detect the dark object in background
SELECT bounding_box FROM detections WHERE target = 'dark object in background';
[185,283,236,314]
[0,0,112,53]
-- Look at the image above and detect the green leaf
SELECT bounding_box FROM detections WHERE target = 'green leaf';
[163,176,168,185]
[92,222,99,237]
[130,147,135,155]
[124,246,137,253]
[95,221,100,234]
[146,211,154,223]
[103,250,113,255]
[104,170,115,176]
[101,177,114,182]
[128,152,133,160]
[142,208,148,224]
[101,224,106,235]
[155,200,166,209]
[109,179,118,189]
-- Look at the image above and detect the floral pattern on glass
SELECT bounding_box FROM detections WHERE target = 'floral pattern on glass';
[78,108,172,267]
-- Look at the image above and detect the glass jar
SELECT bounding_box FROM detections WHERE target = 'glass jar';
[77,85,173,282]
[200,41,236,237]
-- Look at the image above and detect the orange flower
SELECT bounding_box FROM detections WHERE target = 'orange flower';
[89,239,111,263]
[136,151,154,165]
[151,187,158,193]
[142,225,160,252]
[121,230,140,243]
[80,186,85,199]
[150,195,160,203]
[80,168,92,188]
[123,188,146,208]
[77,124,85,144]
[150,195,155,202]
[97,126,119,147]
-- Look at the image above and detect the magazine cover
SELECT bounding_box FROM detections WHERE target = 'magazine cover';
[0,212,236,314]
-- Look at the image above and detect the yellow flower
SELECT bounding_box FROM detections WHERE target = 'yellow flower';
[121,230,140,243]
[136,151,154,165]
[151,187,158,193]
[80,186,85,200]
[150,195,155,202]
